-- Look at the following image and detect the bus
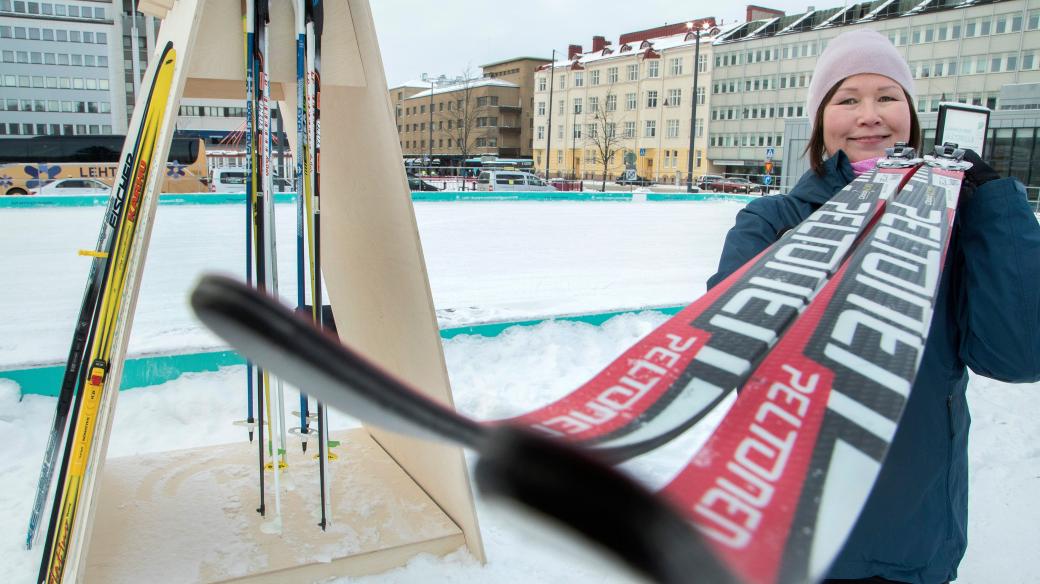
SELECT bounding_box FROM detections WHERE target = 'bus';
[0,133,208,196]
[460,156,534,175]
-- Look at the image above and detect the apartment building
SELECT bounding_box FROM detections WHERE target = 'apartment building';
[394,77,522,163]
[0,0,123,136]
[390,57,549,165]
[532,19,717,182]
[0,0,253,144]
[481,56,551,157]
[708,0,1040,181]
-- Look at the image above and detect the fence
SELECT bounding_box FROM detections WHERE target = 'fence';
[407,165,787,193]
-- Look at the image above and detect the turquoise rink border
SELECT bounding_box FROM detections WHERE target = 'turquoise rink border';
[0,191,757,208]
[4,304,685,398]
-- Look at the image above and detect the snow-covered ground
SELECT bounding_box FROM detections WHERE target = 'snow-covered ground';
[1,200,1036,583]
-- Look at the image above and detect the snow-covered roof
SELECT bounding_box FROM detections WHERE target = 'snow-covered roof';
[391,79,436,90]
[406,78,520,99]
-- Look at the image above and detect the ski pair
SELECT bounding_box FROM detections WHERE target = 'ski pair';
[190,144,970,583]
[33,42,178,584]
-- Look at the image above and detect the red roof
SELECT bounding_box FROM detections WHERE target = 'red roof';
[618,17,716,45]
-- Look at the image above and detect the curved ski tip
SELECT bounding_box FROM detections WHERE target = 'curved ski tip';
[474,427,739,584]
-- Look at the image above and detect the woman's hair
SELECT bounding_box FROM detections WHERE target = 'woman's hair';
[804,82,922,176]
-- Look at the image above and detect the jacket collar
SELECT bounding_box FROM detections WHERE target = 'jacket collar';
[789,150,856,207]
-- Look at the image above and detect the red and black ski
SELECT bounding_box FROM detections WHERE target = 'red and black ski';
[660,145,969,584]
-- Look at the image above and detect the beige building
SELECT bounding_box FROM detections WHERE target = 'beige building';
[481,56,552,157]
[708,0,1040,180]
[389,57,549,165]
[532,20,718,182]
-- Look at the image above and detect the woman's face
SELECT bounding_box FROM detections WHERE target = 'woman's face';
[822,73,911,162]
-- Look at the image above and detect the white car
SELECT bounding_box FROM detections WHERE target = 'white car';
[210,167,249,193]
[34,178,111,196]
[476,170,556,192]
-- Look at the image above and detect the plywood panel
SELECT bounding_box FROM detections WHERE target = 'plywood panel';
[85,429,464,583]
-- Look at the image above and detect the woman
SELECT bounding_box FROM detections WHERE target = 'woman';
[707,29,1040,584]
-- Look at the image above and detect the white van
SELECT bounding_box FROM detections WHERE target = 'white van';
[476,170,556,192]
[210,167,249,193]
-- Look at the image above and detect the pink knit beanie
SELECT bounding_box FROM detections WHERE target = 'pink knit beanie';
[806,29,915,129]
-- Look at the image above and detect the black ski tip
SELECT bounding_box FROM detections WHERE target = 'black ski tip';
[302,441,308,453]
[474,427,739,584]
[249,431,254,443]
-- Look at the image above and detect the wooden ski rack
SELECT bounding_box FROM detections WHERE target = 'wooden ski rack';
[70,0,485,581]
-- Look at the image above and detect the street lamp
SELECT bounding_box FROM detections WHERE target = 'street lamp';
[545,49,556,179]
[685,21,709,193]
[428,76,434,172]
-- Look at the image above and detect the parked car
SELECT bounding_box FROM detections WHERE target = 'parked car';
[408,176,441,191]
[476,170,556,192]
[696,174,725,191]
[33,178,110,196]
[210,167,249,193]
[616,175,653,187]
[705,176,763,194]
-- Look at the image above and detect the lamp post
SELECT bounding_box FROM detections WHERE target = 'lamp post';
[428,76,434,172]
[544,49,556,179]
[685,22,708,193]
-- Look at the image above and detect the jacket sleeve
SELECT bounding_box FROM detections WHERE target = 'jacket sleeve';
[706,197,786,290]
[957,177,1040,382]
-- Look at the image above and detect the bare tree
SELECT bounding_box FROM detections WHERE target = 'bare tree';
[583,88,631,191]
[436,67,481,169]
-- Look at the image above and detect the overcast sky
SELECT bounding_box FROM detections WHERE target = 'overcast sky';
[370,0,826,86]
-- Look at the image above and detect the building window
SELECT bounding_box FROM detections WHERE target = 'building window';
[666,88,681,107]
[537,76,546,91]
[625,92,636,110]
[644,120,656,138]
[607,66,618,83]
[626,64,638,81]
[646,60,659,78]
[590,69,600,85]
[605,94,617,112]
[666,119,679,138]
[537,101,545,116]
[573,98,582,114]
[623,122,635,138]
[588,96,598,112]
[574,72,584,87]
[669,57,683,76]
[537,126,544,139]
[646,90,658,108]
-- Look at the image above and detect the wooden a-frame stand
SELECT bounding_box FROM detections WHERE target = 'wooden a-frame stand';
[71,0,485,581]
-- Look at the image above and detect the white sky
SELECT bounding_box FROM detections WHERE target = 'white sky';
[371,1,827,87]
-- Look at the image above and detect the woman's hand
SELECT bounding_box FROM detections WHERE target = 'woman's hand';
[959,149,1001,202]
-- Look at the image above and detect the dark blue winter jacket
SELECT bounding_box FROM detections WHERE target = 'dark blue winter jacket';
[707,151,1040,584]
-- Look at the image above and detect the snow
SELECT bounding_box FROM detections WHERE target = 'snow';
[1,200,1037,583]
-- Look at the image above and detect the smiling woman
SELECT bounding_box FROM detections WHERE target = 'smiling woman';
[804,29,921,175]
[706,28,1040,584]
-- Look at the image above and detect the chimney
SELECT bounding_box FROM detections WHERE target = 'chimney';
[591,35,606,52]
[568,44,583,59]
